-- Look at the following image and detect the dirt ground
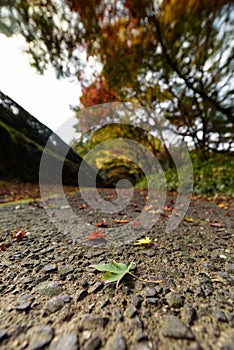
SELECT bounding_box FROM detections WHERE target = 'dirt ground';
[0,189,233,350]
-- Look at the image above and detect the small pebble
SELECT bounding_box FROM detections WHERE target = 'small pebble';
[44,295,65,314]
[29,325,54,350]
[58,265,74,276]
[213,308,227,322]
[103,333,126,350]
[146,298,158,305]
[0,329,8,342]
[144,287,157,298]
[15,301,31,312]
[161,315,194,339]
[35,281,62,297]
[125,305,137,318]
[166,292,185,308]
[88,282,103,293]
[131,294,143,308]
[49,334,78,350]
[217,329,234,349]
[43,264,57,273]
[84,335,102,350]
[82,315,109,330]
[76,289,88,302]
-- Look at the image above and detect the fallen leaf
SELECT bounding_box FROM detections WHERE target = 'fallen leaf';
[164,206,172,211]
[184,217,195,222]
[209,221,224,228]
[91,260,163,288]
[95,219,108,228]
[91,261,133,288]
[0,243,6,251]
[12,229,26,239]
[144,205,153,211]
[113,218,129,223]
[79,203,87,210]
[86,229,106,241]
[218,203,225,208]
[134,236,152,246]
[133,220,141,227]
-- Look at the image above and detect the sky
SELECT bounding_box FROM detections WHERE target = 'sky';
[0,34,81,141]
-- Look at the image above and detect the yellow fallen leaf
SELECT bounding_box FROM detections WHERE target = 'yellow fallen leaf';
[113,219,129,223]
[134,236,152,246]
[184,217,195,222]
[218,203,225,208]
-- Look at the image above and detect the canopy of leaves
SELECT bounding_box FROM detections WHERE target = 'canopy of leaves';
[2,0,233,156]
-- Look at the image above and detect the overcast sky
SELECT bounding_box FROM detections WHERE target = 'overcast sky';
[0,34,81,140]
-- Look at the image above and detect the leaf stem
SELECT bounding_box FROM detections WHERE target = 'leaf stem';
[128,272,163,284]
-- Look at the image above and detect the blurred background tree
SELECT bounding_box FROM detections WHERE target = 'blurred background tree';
[1,0,233,194]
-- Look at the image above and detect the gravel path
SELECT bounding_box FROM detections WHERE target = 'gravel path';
[0,191,233,350]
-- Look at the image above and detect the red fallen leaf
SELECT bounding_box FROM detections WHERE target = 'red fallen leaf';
[164,206,172,211]
[161,213,169,218]
[79,203,87,210]
[95,219,108,228]
[0,243,6,251]
[12,229,26,239]
[86,229,106,241]
[133,220,141,227]
[113,218,129,223]
[209,222,224,228]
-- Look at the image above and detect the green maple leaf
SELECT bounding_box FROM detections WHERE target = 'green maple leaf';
[91,260,163,288]
[91,261,133,288]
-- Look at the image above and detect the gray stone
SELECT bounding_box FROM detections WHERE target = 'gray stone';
[15,301,31,311]
[214,308,227,322]
[88,282,103,294]
[0,329,8,342]
[144,287,157,298]
[134,333,148,342]
[133,344,152,350]
[44,295,65,314]
[35,281,62,297]
[49,334,78,350]
[43,264,57,273]
[61,294,71,303]
[131,294,143,308]
[29,325,54,350]
[161,315,194,339]
[82,314,109,330]
[16,293,35,304]
[146,298,158,305]
[114,308,123,321]
[125,305,137,318]
[58,265,74,276]
[76,289,88,302]
[182,304,197,325]
[104,333,126,350]
[226,263,234,273]
[218,329,234,349]
[84,335,102,350]
[166,292,185,308]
